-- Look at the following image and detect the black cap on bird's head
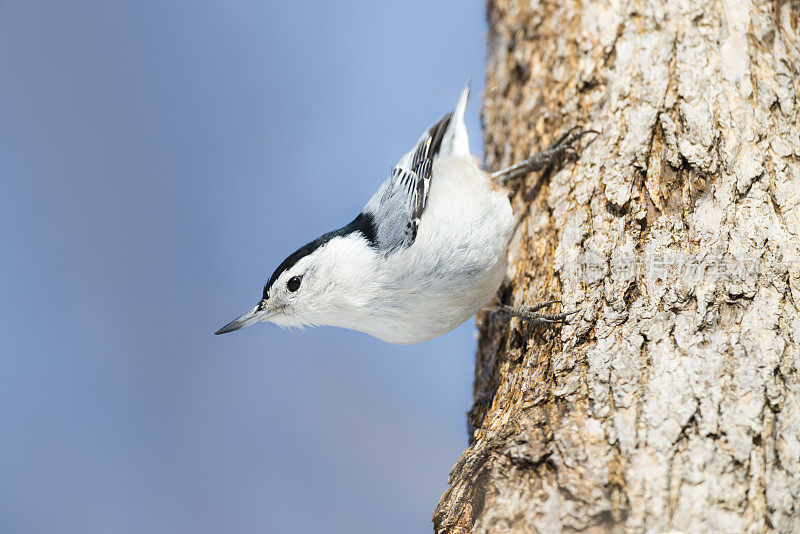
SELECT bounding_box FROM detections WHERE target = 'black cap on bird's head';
[214,213,377,335]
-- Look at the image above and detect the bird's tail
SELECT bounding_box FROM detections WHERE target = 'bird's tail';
[441,81,471,158]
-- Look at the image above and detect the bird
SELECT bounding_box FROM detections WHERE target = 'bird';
[215,84,592,344]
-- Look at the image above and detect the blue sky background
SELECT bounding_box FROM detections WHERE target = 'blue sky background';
[0,1,487,533]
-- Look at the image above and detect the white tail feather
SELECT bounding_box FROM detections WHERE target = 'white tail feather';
[441,82,471,158]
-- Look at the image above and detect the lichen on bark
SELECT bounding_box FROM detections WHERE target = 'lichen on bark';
[434,1,800,532]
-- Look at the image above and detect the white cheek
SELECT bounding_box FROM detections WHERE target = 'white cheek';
[277,292,295,307]
[273,286,303,312]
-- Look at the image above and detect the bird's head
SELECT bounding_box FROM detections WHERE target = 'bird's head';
[215,227,378,335]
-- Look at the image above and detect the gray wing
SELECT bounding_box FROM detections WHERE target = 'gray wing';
[362,113,452,253]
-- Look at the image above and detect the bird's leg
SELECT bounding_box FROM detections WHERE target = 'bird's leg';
[491,300,580,327]
[490,127,598,186]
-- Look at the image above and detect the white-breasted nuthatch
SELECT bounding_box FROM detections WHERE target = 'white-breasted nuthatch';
[216,85,591,344]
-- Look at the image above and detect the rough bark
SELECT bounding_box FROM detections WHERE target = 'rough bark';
[435,1,800,532]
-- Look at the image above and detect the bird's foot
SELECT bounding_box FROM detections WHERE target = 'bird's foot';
[490,127,599,185]
[492,300,580,326]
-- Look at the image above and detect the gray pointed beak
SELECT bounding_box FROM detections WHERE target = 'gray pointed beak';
[215,305,264,335]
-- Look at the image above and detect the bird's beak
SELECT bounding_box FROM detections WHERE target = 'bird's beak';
[215,304,266,335]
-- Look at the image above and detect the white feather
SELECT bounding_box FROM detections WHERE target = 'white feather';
[441,83,471,158]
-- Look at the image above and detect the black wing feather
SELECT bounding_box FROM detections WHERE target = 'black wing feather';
[393,114,451,245]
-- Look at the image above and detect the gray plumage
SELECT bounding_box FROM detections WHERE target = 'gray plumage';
[365,114,451,251]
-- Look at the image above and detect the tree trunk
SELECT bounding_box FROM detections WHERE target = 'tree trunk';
[434,1,800,532]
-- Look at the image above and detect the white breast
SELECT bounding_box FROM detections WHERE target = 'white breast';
[362,154,513,344]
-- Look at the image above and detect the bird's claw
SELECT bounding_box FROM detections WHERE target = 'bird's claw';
[490,127,599,184]
[554,126,599,148]
[537,127,599,170]
[493,301,580,327]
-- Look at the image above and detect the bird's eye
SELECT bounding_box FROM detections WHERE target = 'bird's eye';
[287,276,302,292]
